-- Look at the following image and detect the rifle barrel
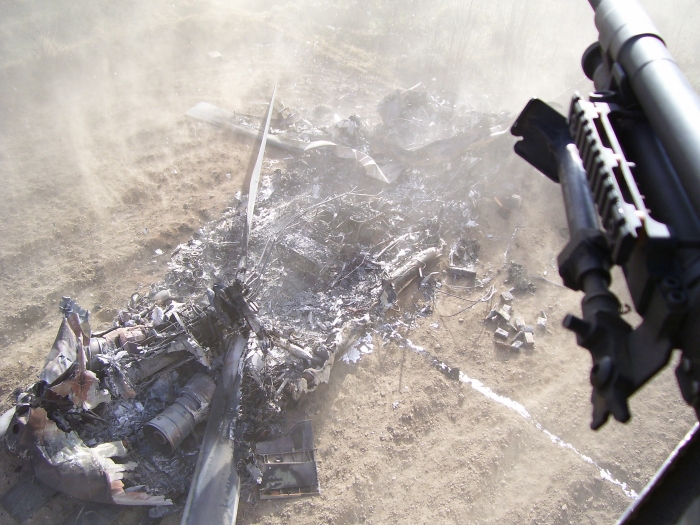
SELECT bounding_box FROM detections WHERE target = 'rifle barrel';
[591,0,700,219]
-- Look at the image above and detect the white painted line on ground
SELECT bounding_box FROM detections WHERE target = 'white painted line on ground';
[400,337,638,500]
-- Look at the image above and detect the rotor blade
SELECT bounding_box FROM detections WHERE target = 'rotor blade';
[241,81,277,270]
[180,334,247,525]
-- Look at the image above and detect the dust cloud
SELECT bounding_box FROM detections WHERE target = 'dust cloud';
[0,0,699,523]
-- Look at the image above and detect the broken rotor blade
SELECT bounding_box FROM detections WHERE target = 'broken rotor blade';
[180,334,247,525]
[240,81,278,273]
[185,101,307,153]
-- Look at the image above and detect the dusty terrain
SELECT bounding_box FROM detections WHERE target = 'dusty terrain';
[1,0,700,524]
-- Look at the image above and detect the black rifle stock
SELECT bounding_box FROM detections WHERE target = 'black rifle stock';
[512,0,700,431]
[512,3,700,519]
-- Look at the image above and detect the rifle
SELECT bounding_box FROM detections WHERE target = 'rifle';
[511,0,700,521]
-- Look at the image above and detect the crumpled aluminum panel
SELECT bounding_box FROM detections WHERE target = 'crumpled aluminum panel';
[255,420,320,499]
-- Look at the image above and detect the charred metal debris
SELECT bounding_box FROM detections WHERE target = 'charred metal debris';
[1,86,536,518]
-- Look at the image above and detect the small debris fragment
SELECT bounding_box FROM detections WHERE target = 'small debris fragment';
[494,197,511,219]
[524,332,535,348]
[380,246,444,308]
[448,239,479,280]
[485,309,510,324]
[500,291,514,303]
[494,328,509,340]
[495,340,511,351]
[507,194,522,209]
[448,265,476,279]
[536,311,548,333]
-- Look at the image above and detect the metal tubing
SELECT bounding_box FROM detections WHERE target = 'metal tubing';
[144,373,217,455]
[591,0,700,218]
[558,144,599,235]
[622,39,700,219]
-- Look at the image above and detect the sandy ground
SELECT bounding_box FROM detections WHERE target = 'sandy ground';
[1,1,700,524]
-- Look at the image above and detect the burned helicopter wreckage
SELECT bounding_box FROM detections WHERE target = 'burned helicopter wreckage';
[0,86,528,522]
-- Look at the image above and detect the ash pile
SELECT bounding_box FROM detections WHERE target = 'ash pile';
[0,85,536,522]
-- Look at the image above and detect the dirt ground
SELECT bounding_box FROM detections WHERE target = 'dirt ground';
[1,1,700,524]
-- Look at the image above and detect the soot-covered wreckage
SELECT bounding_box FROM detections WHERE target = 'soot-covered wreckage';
[0,85,541,524]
